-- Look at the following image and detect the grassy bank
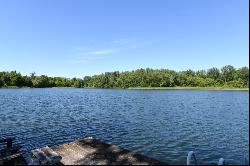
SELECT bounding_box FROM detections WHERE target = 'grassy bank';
[0,86,22,88]
[128,87,249,91]
[1,86,249,91]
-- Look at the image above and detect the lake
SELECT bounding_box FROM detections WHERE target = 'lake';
[0,88,249,165]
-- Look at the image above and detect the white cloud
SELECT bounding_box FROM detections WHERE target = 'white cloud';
[88,49,117,55]
[68,38,145,64]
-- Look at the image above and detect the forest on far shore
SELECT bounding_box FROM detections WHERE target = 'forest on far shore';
[0,65,249,89]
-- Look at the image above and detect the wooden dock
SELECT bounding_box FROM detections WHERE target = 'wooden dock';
[25,137,166,165]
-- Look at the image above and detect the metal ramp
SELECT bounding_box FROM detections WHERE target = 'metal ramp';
[187,151,249,165]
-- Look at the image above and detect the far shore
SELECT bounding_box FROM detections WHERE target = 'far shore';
[0,86,249,91]
[127,87,249,91]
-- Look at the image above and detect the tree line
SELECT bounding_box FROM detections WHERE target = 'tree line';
[0,65,249,88]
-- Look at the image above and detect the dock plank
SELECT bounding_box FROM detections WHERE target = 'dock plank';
[51,137,166,165]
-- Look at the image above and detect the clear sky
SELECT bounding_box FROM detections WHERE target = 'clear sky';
[0,0,249,78]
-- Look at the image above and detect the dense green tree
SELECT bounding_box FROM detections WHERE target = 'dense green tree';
[32,75,51,88]
[71,78,84,88]
[83,76,92,87]
[196,70,207,79]
[0,78,3,87]
[183,69,196,77]
[0,66,249,89]
[207,67,221,80]
[22,76,33,87]
[221,65,236,83]
[0,72,11,86]
[234,67,249,87]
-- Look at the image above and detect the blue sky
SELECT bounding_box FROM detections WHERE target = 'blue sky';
[0,0,249,78]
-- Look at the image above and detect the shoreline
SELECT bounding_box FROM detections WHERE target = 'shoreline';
[0,86,249,91]
[127,87,249,91]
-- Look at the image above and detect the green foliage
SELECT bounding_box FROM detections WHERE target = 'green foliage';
[207,67,221,80]
[82,66,248,89]
[0,65,249,88]
[221,65,236,83]
[196,70,207,79]
[234,67,249,87]
[32,75,52,88]
[0,78,3,87]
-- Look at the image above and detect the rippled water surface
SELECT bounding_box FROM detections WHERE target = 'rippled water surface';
[0,88,249,165]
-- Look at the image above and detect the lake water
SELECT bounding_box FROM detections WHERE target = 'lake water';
[0,88,249,165]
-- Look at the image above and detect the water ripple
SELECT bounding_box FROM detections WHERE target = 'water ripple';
[0,88,249,165]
